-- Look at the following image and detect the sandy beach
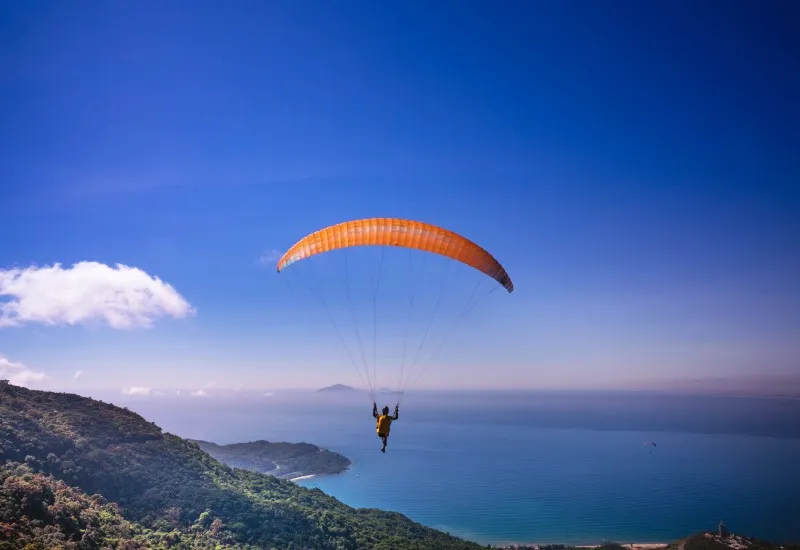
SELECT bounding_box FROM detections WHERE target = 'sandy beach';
[290,474,316,482]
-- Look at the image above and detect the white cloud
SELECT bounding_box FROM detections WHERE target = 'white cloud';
[259,249,283,267]
[0,261,195,329]
[190,388,207,397]
[122,386,151,396]
[0,354,47,387]
[73,370,84,380]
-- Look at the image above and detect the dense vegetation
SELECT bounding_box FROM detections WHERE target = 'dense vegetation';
[0,382,482,549]
[0,463,173,549]
[194,440,351,479]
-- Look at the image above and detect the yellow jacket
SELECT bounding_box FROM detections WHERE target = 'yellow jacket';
[372,404,399,436]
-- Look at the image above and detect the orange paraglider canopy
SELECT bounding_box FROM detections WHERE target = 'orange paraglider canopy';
[276,217,513,293]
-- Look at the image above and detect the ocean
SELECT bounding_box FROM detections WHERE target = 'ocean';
[120,390,800,546]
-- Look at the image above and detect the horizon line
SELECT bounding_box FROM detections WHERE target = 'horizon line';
[16,383,798,400]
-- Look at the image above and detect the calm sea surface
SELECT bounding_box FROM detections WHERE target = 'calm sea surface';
[121,391,800,546]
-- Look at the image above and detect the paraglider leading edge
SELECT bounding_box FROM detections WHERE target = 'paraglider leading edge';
[275,217,514,293]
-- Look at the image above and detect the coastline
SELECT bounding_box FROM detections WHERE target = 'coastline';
[291,462,352,483]
[290,474,316,482]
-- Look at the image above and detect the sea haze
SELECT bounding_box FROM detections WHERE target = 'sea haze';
[115,390,800,546]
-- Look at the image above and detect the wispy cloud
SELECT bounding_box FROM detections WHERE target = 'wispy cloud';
[259,249,284,267]
[122,386,151,396]
[0,261,195,329]
[73,370,84,381]
[187,382,217,397]
[0,354,47,387]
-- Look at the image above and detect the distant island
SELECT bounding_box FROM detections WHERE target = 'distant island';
[316,383,359,393]
[194,439,351,481]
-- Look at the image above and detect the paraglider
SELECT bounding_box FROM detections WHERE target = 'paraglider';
[644,441,657,455]
[373,402,400,452]
[277,217,513,452]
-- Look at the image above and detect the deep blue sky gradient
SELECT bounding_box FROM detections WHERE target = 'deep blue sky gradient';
[1,1,797,391]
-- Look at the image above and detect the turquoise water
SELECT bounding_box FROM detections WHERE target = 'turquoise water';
[125,391,800,546]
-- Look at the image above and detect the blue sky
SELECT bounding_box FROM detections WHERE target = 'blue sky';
[0,1,797,394]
